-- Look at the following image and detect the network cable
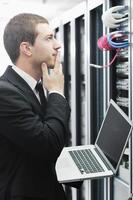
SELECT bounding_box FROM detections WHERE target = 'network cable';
[102,5,128,28]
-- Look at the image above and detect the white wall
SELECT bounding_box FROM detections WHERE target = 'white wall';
[0,15,11,75]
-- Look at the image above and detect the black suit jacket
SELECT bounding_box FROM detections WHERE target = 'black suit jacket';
[0,66,71,200]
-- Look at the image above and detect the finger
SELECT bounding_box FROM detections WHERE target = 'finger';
[41,63,48,78]
[54,51,61,71]
[59,63,63,73]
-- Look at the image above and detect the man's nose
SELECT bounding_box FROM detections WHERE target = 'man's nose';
[54,39,61,50]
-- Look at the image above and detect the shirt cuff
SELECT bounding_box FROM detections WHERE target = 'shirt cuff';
[49,91,65,98]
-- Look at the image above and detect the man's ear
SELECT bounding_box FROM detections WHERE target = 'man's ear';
[20,42,32,56]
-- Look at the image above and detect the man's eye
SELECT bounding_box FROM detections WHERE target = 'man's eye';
[47,36,53,40]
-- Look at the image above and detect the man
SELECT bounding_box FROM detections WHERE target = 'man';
[0,13,70,200]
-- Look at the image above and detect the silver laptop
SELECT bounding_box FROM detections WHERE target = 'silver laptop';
[56,99,133,183]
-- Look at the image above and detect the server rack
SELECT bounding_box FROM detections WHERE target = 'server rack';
[102,0,132,200]
[51,0,133,199]
[52,3,86,200]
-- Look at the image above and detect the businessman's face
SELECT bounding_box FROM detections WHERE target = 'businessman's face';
[31,23,61,69]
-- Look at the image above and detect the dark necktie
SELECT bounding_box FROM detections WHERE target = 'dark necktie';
[35,82,47,111]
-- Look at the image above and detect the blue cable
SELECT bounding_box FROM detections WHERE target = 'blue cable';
[107,31,128,49]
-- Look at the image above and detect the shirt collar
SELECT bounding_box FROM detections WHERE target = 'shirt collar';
[12,65,37,91]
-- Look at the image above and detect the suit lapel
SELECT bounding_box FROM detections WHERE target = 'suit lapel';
[2,66,44,118]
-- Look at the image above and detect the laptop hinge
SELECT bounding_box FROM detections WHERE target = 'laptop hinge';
[95,144,116,174]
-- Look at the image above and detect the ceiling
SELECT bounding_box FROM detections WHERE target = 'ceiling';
[0,0,84,21]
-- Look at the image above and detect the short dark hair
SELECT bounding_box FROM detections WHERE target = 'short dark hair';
[3,13,48,64]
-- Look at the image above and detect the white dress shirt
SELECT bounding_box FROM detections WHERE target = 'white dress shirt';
[12,65,65,101]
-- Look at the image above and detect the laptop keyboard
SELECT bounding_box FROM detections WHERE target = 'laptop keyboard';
[69,148,105,174]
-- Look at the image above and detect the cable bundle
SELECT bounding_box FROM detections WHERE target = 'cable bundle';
[92,6,129,69]
[102,5,128,28]
[107,31,128,48]
[97,35,114,51]
[97,31,128,50]
[97,31,128,67]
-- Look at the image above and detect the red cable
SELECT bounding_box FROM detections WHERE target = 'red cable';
[97,35,120,67]
[97,35,114,51]
[102,49,120,68]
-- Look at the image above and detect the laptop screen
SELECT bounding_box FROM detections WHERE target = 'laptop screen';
[96,101,132,170]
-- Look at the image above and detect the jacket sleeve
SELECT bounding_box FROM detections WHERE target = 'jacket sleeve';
[0,84,71,162]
